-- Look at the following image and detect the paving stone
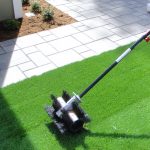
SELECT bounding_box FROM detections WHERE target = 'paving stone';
[69,5,84,12]
[104,24,116,30]
[37,30,51,37]
[73,45,90,53]
[18,61,36,71]
[100,14,111,20]
[115,36,138,46]
[43,34,58,42]
[84,27,113,40]
[121,24,147,35]
[48,50,83,67]
[22,46,39,54]
[0,51,29,69]
[71,22,84,28]
[77,25,90,31]
[111,28,132,38]
[80,3,99,10]
[28,52,50,66]
[0,39,15,47]
[106,18,125,27]
[50,25,79,38]
[86,39,118,54]
[46,0,69,6]
[66,10,81,18]
[56,5,71,12]
[0,66,26,87]
[3,44,20,52]
[81,17,109,28]
[116,15,141,24]
[72,32,93,44]
[16,34,45,48]
[80,9,104,19]
[24,63,56,78]
[36,43,57,56]
[0,47,5,55]
[49,36,82,51]
[75,16,87,21]
[108,35,122,42]
[80,50,97,58]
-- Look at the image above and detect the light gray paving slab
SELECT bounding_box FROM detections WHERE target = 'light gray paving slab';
[86,39,118,54]
[121,24,147,35]
[0,47,5,55]
[73,45,90,54]
[24,63,56,78]
[108,34,122,42]
[115,36,138,46]
[37,30,51,37]
[72,32,94,44]
[80,50,96,58]
[3,44,20,52]
[75,16,87,21]
[43,34,58,42]
[77,25,90,32]
[0,51,29,69]
[49,36,82,51]
[46,0,69,6]
[16,34,45,48]
[81,17,109,28]
[48,50,83,67]
[111,28,132,38]
[0,39,15,47]
[18,61,36,72]
[83,27,113,40]
[36,43,57,56]
[80,9,104,19]
[71,22,84,28]
[28,52,50,66]
[50,25,79,38]
[22,46,39,54]
[104,24,116,30]
[0,66,26,87]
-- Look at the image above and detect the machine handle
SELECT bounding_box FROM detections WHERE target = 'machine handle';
[79,30,150,98]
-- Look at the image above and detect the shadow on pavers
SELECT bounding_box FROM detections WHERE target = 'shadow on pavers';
[46,122,150,150]
[0,91,34,149]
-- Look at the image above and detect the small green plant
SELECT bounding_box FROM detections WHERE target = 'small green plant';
[31,1,41,13]
[42,8,54,21]
[22,0,30,5]
[3,19,20,31]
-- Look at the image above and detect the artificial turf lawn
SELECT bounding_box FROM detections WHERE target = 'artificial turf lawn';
[0,41,150,150]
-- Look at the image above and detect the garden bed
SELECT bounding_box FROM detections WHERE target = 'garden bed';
[0,0,76,42]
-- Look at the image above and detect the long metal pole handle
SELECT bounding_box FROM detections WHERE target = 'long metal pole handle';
[79,30,150,98]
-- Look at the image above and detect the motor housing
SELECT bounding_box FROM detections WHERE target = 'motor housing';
[45,91,90,134]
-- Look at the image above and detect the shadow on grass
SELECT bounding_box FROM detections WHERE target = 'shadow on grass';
[47,123,150,150]
[0,92,34,149]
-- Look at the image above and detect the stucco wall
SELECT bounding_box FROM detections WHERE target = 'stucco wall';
[0,0,14,21]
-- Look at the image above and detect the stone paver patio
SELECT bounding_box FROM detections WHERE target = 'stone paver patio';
[0,0,149,87]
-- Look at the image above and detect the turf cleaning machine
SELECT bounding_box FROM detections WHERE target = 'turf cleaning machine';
[46,30,150,134]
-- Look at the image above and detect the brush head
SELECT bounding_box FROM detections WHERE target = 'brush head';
[45,91,90,134]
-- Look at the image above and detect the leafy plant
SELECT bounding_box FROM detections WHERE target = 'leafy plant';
[31,1,41,13]
[22,0,30,5]
[42,8,54,21]
[3,19,20,31]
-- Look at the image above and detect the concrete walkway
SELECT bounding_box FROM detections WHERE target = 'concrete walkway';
[0,0,149,87]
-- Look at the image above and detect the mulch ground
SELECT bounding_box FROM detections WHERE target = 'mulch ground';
[0,0,76,42]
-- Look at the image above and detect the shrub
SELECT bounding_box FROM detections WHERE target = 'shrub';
[42,8,54,21]
[3,19,20,31]
[22,0,30,5]
[31,1,41,13]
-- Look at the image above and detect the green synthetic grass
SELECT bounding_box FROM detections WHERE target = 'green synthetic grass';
[0,42,150,150]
